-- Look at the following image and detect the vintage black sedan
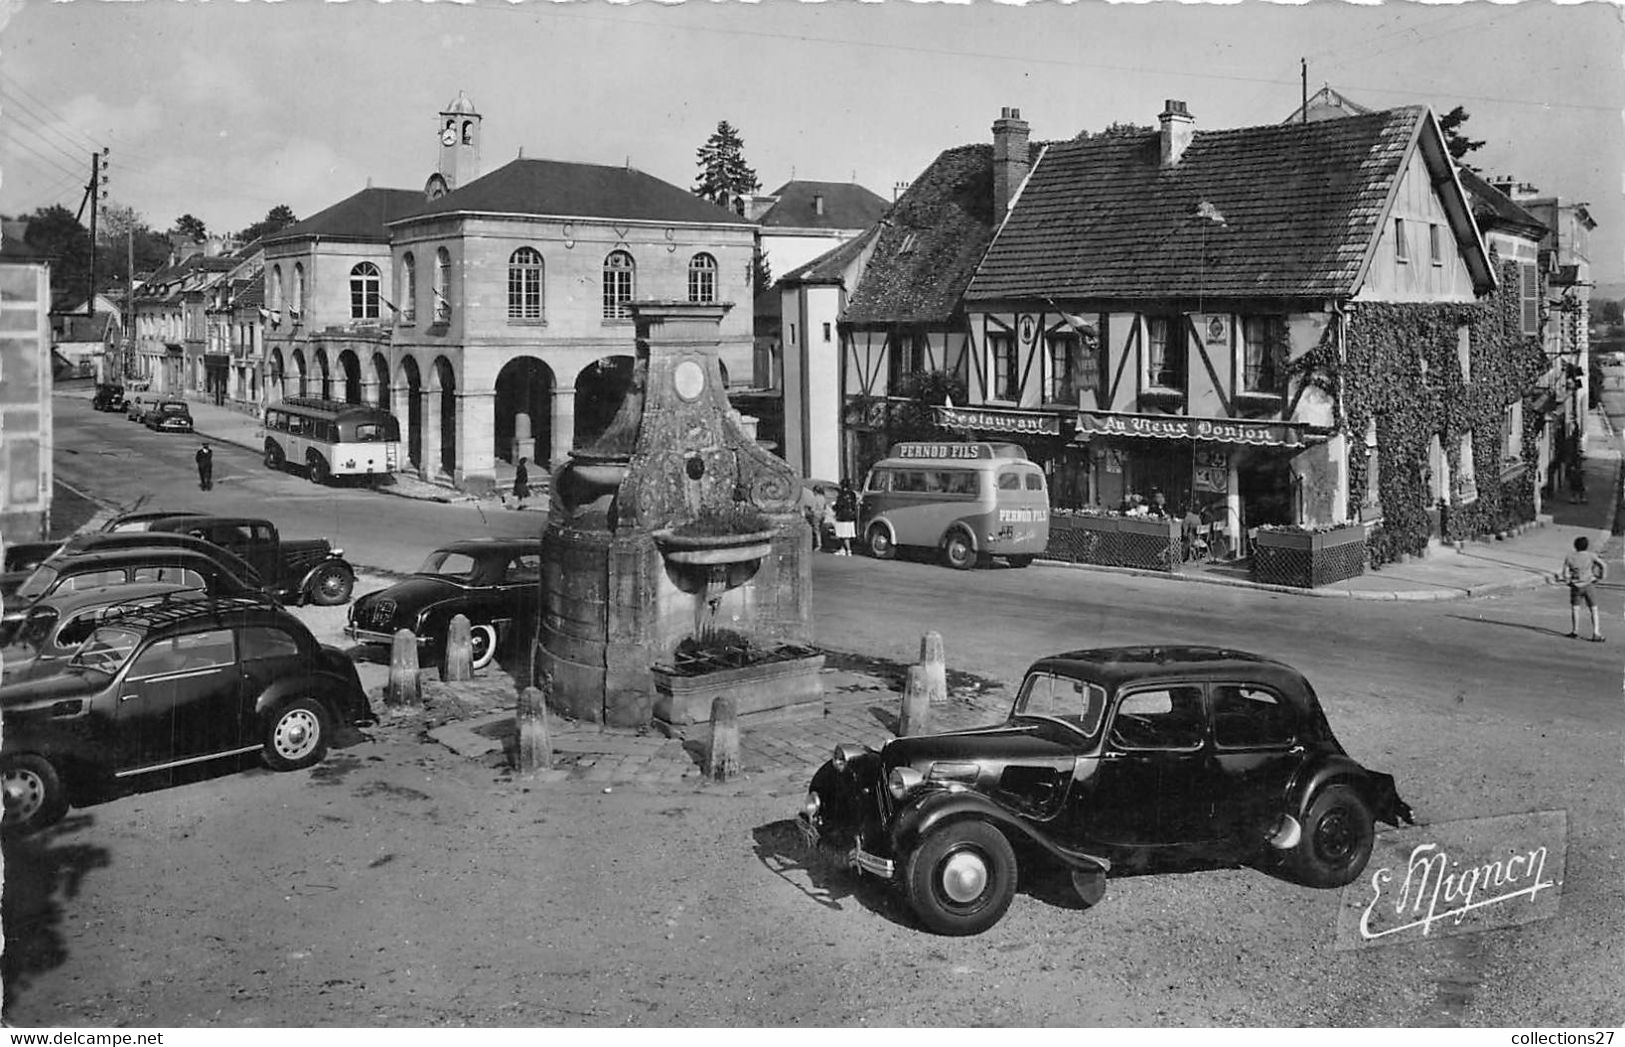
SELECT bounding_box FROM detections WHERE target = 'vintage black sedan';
[1,596,375,835]
[798,646,1414,936]
[346,538,542,671]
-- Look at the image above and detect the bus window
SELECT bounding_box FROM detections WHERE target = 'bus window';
[1025,473,1045,491]
[895,471,925,493]
[355,423,384,442]
[867,470,893,493]
[942,472,979,496]
[287,416,308,436]
[998,471,1022,491]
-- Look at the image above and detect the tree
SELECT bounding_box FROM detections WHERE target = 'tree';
[238,204,297,244]
[173,213,208,243]
[752,249,773,297]
[99,203,174,280]
[23,205,94,308]
[1073,121,1154,141]
[694,120,760,216]
[1439,106,1485,165]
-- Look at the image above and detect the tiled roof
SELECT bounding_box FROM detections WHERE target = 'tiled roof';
[1457,167,1548,240]
[58,313,115,341]
[265,187,426,245]
[234,279,265,309]
[757,181,890,230]
[967,108,1430,302]
[402,158,751,227]
[845,143,1026,325]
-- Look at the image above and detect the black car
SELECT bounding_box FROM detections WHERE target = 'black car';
[0,596,375,834]
[91,384,126,412]
[144,515,355,606]
[346,539,542,671]
[100,508,207,534]
[798,646,1414,936]
[144,399,194,433]
[1,546,268,642]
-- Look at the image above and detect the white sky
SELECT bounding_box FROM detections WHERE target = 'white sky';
[2,0,1621,288]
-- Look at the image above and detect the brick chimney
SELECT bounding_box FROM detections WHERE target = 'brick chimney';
[1159,99,1195,167]
[993,106,1031,216]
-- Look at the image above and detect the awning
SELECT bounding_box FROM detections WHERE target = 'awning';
[933,404,1062,437]
[1076,410,1306,448]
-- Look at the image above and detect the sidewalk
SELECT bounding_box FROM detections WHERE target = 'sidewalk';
[180,395,543,511]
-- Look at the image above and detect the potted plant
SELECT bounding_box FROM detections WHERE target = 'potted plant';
[651,628,826,731]
[1252,522,1368,588]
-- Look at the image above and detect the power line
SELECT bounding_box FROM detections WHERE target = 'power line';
[0,97,95,170]
[0,126,88,185]
[0,71,103,153]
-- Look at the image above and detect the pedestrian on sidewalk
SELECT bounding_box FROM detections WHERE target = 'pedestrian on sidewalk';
[1568,451,1588,504]
[512,457,530,510]
[805,485,828,552]
[195,441,214,491]
[1557,535,1607,641]
[833,478,859,556]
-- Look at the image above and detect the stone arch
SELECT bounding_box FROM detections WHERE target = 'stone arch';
[269,347,286,402]
[337,349,363,404]
[494,356,554,466]
[574,354,635,449]
[371,352,391,411]
[290,348,308,397]
[431,355,457,478]
[313,348,333,400]
[400,355,423,469]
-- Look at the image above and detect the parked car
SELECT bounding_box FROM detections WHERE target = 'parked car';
[91,384,126,412]
[0,596,376,834]
[346,538,543,671]
[100,508,206,534]
[125,392,158,424]
[1,582,199,684]
[144,515,355,606]
[46,531,267,586]
[797,645,1415,936]
[144,399,195,433]
[2,540,66,603]
[0,546,268,642]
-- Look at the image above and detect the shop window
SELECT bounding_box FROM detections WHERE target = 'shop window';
[990,332,1019,401]
[1147,317,1185,390]
[1241,316,1286,394]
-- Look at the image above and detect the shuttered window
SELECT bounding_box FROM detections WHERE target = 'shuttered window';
[1520,263,1540,336]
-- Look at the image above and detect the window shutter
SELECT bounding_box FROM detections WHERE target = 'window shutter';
[1520,264,1539,336]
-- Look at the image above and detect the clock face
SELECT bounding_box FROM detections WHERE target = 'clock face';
[441,128,457,146]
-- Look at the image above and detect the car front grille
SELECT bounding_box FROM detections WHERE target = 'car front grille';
[369,599,397,627]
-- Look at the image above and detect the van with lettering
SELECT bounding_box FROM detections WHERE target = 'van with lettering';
[858,442,1049,570]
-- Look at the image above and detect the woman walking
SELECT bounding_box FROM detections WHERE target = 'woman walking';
[832,477,859,556]
[512,457,531,510]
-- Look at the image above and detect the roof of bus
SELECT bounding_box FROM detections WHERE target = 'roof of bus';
[270,397,394,417]
[885,441,1029,461]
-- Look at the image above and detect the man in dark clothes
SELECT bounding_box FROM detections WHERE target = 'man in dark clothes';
[195,442,214,491]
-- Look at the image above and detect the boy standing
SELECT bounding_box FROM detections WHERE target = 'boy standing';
[1558,536,1607,641]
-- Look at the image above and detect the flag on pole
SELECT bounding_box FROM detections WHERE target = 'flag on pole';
[1044,297,1097,338]
[378,294,400,314]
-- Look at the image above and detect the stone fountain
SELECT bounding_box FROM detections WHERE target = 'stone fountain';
[537,302,817,728]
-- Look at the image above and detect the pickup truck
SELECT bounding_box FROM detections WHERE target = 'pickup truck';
[145,515,356,606]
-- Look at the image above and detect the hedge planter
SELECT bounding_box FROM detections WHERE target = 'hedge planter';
[1045,514,1181,573]
[1251,525,1367,588]
[652,648,826,731]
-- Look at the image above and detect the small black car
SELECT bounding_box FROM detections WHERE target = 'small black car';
[346,539,542,671]
[798,646,1414,935]
[144,399,194,433]
[91,384,126,412]
[0,596,375,834]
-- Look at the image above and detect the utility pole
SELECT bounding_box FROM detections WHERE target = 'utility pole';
[83,147,110,315]
[1301,59,1308,125]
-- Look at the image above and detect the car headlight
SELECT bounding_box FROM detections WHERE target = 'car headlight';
[831,743,867,771]
[801,790,821,821]
[927,761,981,784]
[886,766,924,800]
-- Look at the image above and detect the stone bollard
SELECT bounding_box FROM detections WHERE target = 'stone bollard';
[516,683,553,773]
[918,630,948,705]
[899,665,930,737]
[442,614,473,682]
[387,628,421,708]
[705,696,740,782]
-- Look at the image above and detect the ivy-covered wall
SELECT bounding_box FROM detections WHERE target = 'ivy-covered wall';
[1292,253,1547,565]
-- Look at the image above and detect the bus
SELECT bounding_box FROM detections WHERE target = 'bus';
[859,442,1049,570]
[261,397,401,484]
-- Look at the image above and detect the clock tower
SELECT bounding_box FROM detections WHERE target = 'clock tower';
[429,91,482,198]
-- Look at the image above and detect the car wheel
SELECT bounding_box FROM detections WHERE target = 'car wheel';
[307,564,354,607]
[2,754,69,836]
[904,820,1018,936]
[1007,555,1034,568]
[466,623,499,671]
[866,524,896,561]
[264,442,285,471]
[263,698,330,772]
[941,529,977,571]
[1284,783,1375,888]
[308,454,331,485]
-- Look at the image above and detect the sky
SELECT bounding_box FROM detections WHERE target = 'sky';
[2,0,1622,290]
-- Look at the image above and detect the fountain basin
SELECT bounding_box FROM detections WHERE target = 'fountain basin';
[652,646,826,732]
[652,526,777,566]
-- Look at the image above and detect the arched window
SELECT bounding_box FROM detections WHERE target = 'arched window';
[602,251,634,320]
[434,248,452,323]
[688,253,717,304]
[270,265,283,313]
[292,263,306,321]
[401,253,416,323]
[508,247,544,320]
[351,262,381,320]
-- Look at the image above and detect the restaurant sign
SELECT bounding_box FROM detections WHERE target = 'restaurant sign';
[1077,410,1304,448]
[934,405,1062,436]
